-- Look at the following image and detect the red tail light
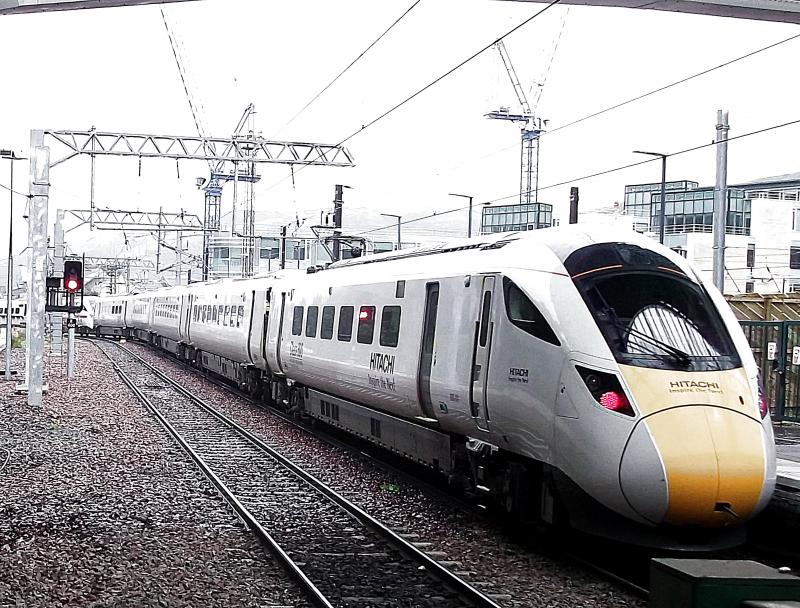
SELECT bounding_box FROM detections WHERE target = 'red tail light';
[757,375,769,419]
[576,366,635,417]
[600,390,629,412]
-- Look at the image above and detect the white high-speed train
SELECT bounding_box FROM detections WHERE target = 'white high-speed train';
[94,227,776,548]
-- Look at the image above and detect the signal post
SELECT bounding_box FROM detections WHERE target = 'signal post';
[46,258,84,380]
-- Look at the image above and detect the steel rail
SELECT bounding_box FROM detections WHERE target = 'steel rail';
[112,338,654,600]
[96,339,504,608]
[95,341,335,608]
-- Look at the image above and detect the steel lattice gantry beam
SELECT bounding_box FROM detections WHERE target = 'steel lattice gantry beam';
[45,130,356,169]
[83,256,155,269]
[0,0,195,14]
[66,209,203,231]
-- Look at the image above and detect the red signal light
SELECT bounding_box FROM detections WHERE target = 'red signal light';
[63,260,83,294]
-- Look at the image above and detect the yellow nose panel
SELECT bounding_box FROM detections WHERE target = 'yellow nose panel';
[618,365,766,527]
[644,406,764,526]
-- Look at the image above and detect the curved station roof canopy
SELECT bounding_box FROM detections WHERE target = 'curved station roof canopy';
[0,0,193,14]
[505,0,800,24]
[3,0,799,22]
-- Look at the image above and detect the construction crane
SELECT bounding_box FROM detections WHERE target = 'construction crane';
[485,40,546,208]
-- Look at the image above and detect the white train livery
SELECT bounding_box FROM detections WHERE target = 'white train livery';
[93,226,776,548]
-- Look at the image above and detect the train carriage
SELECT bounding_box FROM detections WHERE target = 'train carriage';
[94,226,776,549]
[93,296,127,336]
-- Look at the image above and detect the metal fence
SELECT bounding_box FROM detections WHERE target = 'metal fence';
[740,320,800,421]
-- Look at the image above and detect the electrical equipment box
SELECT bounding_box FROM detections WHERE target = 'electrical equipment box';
[650,559,800,608]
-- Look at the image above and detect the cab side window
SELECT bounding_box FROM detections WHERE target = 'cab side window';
[503,277,560,346]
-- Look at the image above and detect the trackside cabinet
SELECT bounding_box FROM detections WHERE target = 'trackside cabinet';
[650,559,800,608]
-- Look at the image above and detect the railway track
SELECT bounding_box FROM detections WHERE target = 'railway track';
[101,338,653,601]
[94,339,505,608]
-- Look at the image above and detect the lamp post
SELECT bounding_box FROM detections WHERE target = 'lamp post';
[0,149,22,380]
[380,213,401,250]
[633,150,668,245]
[448,193,474,238]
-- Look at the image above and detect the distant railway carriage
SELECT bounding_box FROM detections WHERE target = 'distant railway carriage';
[95,226,776,549]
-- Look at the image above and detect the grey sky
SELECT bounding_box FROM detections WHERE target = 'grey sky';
[1,0,798,264]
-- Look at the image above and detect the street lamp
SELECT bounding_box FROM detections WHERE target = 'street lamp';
[0,149,23,381]
[448,193,474,238]
[380,213,401,250]
[633,150,668,245]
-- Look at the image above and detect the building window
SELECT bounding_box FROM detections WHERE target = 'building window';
[747,244,755,269]
[292,306,304,335]
[357,306,376,344]
[745,281,755,293]
[379,306,402,347]
[791,247,800,270]
[338,306,354,342]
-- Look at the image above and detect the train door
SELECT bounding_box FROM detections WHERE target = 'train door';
[246,289,258,366]
[275,292,287,373]
[180,294,192,341]
[261,288,271,363]
[470,275,496,431]
[417,282,440,420]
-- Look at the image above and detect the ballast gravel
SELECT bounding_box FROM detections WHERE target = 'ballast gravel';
[0,342,307,608]
[126,340,647,608]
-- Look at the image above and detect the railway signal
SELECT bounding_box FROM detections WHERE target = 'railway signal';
[64,260,83,293]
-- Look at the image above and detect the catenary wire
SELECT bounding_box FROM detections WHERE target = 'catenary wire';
[0,182,30,198]
[544,31,800,138]
[436,30,800,172]
[277,0,425,134]
[353,115,800,237]
[263,0,562,193]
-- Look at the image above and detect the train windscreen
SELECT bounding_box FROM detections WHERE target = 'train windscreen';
[565,243,740,371]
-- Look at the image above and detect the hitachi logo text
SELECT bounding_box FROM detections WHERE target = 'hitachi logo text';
[669,380,720,389]
[370,352,395,375]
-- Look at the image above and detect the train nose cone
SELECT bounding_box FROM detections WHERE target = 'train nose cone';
[622,406,766,527]
[619,421,669,524]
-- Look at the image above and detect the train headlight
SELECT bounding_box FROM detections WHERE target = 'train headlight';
[576,366,635,417]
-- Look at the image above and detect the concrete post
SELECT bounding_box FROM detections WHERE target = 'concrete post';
[51,210,64,356]
[26,130,50,406]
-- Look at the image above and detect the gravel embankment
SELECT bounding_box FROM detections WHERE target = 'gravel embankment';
[0,341,306,608]
[126,340,646,608]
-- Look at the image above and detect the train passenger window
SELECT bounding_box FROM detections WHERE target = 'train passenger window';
[338,306,354,341]
[357,306,376,344]
[380,306,401,347]
[479,292,491,347]
[321,306,335,340]
[237,306,244,328]
[396,281,405,298]
[292,306,303,335]
[503,277,560,346]
[230,308,235,327]
[305,306,319,337]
